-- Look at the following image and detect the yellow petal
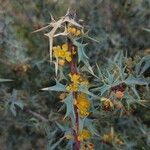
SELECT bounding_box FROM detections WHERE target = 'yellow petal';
[58,59,65,66]
[62,43,68,51]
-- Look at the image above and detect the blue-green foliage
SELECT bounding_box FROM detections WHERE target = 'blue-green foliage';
[0,0,150,149]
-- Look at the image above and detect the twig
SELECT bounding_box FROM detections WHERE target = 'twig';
[0,99,49,124]
[23,107,49,123]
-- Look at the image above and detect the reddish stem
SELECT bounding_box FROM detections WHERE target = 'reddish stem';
[67,38,80,150]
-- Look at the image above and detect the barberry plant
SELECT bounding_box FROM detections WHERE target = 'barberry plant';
[33,10,150,150]
[36,10,97,150]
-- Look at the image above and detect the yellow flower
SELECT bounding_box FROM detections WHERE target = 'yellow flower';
[65,51,72,62]
[101,133,113,143]
[69,73,81,84]
[67,27,76,34]
[79,110,89,117]
[67,27,81,36]
[78,129,91,141]
[101,97,113,110]
[52,44,72,62]
[53,46,61,57]
[66,83,78,92]
[101,132,123,145]
[79,78,89,87]
[72,46,77,55]
[76,30,81,36]
[58,59,65,66]
[75,93,90,117]
[62,43,68,51]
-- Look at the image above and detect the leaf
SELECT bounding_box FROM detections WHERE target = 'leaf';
[78,85,97,98]
[125,75,149,86]
[9,100,24,116]
[131,86,140,100]
[73,40,88,63]
[49,137,64,150]
[10,103,17,116]
[41,82,66,92]
[99,84,110,95]
[96,63,104,80]
[79,117,86,131]
[55,122,66,131]
[14,100,24,110]
[135,56,150,75]
[63,93,74,119]
[85,119,99,136]
[142,28,150,33]
[58,67,67,81]
[81,64,99,79]
[0,78,13,82]
[83,30,99,42]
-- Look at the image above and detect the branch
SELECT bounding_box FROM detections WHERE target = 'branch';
[0,98,49,124]
[23,107,49,123]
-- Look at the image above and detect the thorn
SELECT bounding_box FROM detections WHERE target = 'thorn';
[50,13,56,22]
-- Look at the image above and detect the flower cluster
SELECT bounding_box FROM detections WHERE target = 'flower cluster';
[66,83,78,92]
[52,43,72,66]
[67,26,81,36]
[74,93,90,117]
[101,97,113,110]
[77,129,91,141]
[66,73,89,92]
[101,132,123,145]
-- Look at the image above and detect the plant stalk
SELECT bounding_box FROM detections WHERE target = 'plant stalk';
[67,37,80,150]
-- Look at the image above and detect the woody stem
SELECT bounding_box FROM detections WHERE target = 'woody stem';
[67,37,80,150]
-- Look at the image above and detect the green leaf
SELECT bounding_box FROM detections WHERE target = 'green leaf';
[79,117,86,132]
[0,78,13,82]
[41,81,66,92]
[135,56,150,75]
[49,137,64,150]
[83,33,99,43]
[58,67,67,81]
[131,86,140,100]
[125,75,149,86]
[14,100,24,110]
[142,28,150,33]
[73,40,88,63]
[9,100,25,116]
[10,103,17,116]
[78,85,97,98]
[85,119,99,136]
[99,84,110,95]
[64,93,74,119]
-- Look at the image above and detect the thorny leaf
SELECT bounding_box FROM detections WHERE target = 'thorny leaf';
[41,81,66,92]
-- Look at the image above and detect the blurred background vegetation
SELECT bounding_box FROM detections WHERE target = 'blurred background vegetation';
[0,0,150,149]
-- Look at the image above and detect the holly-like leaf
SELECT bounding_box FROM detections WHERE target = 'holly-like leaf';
[41,82,66,92]
[79,117,86,132]
[63,93,74,119]
[135,56,150,76]
[125,75,149,86]
[73,40,88,63]
[78,85,97,98]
